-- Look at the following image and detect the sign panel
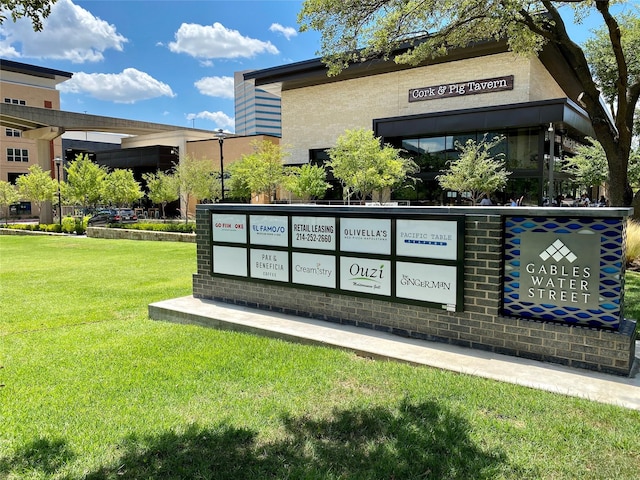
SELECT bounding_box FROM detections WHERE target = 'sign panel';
[340,256,391,296]
[396,261,457,306]
[518,232,600,309]
[409,75,514,102]
[340,218,391,255]
[213,246,247,277]
[250,215,288,247]
[212,213,246,243]
[292,252,336,289]
[292,216,336,250]
[396,219,458,260]
[250,249,289,282]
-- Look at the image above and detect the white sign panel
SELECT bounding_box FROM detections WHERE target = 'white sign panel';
[340,218,391,255]
[396,219,458,260]
[291,216,336,250]
[340,256,391,296]
[396,261,457,306]
[212,213,247,243]
[250,249,289,282]
[213,246,247,277]
[292,252,336,289]
[250,215,288,247]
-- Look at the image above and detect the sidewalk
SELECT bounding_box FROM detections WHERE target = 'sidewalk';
[149,295,640,411]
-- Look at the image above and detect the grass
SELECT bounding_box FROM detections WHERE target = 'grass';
[1,236,639,480]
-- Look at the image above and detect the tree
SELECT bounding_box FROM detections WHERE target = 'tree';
[327,128,418,203]
[284,163,330,201]
[15,165,57,223]
[629,148,640,189]
[102,169,143,207]
[143,171,179,219]
[562,137,609,192]
[0,0,56,31]
[226,160,253,202]
[436,135,511,205]
[172,154,217,222]
[0,180,20,224]
[230,140,288,203]
[65,153,108,212]
[299,0,640,206]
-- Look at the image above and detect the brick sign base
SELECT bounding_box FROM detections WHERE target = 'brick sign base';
[193,206,637,376]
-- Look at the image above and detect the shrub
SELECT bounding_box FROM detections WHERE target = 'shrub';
[45,223,62,233]
[627,220,640,265]
[75,218,86,235]
[125,222,196,233]
[62,216,76,234]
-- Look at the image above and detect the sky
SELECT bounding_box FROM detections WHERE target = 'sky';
[0,0,321,132]
[0,0,630,134]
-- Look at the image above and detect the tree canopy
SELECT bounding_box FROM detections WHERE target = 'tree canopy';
[561,137,609,192]
[102,169,143,207]
[436,135,511,205]
[299,0,640,206]
[65,153,108,211]
[284,163,330,201]
[171,154,217,222]
[0,0,56,31]
[228,140,289,203]
[327,128,418,203]
[143,171,179,219]
[15,164,57,222]
[0,180,20,224]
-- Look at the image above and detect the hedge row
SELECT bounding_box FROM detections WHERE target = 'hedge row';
[108,222,196,233]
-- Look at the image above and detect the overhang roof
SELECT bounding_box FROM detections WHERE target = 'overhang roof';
[0,58,73,82]
[244,39,585,105]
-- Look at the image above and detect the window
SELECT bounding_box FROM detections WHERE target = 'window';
[506,128,539,170]
[7,173,22,184]
[5,128,21,137]
[3,98,26,105]
[6,148,29,162]
[44,100,52,108]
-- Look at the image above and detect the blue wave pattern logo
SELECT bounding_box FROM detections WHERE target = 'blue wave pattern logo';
[503,216,625,330]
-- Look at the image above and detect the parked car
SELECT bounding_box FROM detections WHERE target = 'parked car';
[87,208,138,226]
[115,208,138,223]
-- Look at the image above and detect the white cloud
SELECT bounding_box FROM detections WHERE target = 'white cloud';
[0,0,127,63]
[269,23,297,40]
[58,68,175,104]
[168,22,278,59]
[194,76,234,99]
[186,110,234,131]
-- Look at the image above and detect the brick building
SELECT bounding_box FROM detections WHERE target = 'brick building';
[0,59,72,215]
[244,39,597,206]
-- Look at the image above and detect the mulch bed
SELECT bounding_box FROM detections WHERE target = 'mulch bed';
[628,260,640,272]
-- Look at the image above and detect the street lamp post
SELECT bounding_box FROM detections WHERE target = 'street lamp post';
[54,156,62,226]
[547,123,555,205]
[215,129,226,201]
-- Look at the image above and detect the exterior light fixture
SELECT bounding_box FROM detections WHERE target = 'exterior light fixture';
[215,129,226,201]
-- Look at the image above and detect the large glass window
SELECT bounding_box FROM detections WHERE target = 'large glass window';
[392,128,543,204]
[507,128,539,169]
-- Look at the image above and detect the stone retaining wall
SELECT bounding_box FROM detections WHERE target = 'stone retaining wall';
[87,227,195,242]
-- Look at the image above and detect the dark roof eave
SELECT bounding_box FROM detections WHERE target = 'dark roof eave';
[0,58,73,80]
[245,39,511,91]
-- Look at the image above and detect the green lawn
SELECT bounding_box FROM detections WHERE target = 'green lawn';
[1,235,639,480]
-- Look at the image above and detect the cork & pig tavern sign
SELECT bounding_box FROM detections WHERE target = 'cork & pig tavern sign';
[409,75,514,102]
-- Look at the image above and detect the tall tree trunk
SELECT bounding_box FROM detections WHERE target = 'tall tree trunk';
[605,144,633,207]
